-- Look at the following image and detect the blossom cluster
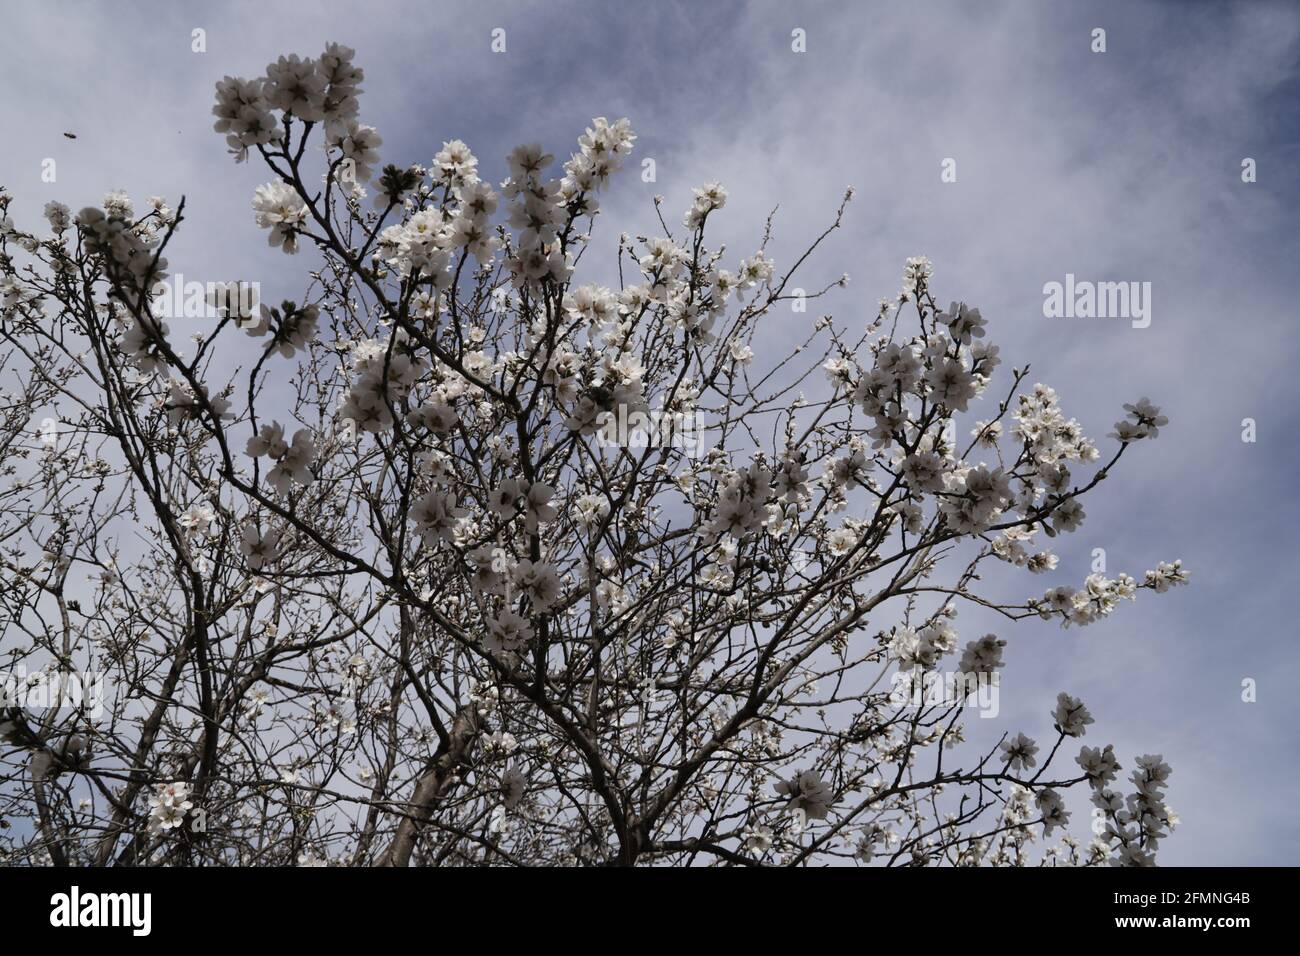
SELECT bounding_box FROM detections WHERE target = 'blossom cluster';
[1031,560,1188,627]
[147,781,193,832]
[246,421,318,495]
[213,42,364,160]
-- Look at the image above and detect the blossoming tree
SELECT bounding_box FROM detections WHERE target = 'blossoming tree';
[0,43,1187,867]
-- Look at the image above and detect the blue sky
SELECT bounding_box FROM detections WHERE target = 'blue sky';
[3,0,1299,863]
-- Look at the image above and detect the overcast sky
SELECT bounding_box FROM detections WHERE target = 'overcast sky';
[2,0,1298,864]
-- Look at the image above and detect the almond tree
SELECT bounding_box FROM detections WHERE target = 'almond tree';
[0,43,1187,867]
